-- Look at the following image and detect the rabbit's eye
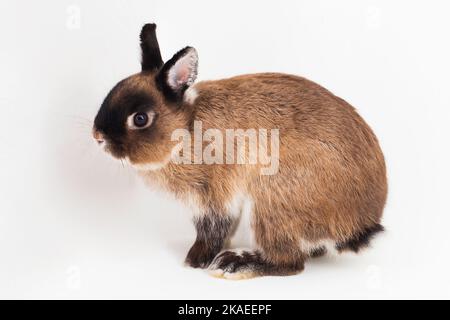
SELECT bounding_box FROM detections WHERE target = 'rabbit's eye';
[127,111,155,129]
[134,113,148,127]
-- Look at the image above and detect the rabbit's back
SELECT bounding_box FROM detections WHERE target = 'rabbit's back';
[193,73,387,243]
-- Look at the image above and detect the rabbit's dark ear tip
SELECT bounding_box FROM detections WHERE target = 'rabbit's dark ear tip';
[140,24,157,41]
[141,23,157,33]
[140,24,157,40]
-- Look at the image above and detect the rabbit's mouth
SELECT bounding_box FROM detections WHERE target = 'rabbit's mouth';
[103,142,129,162]
[92,128,129,160]
[94,136,169,172]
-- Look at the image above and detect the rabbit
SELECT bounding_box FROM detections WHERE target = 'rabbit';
[93,23,387,279]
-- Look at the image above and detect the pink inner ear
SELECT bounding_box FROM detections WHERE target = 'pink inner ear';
[176,65,189,85]
[168,50,198,90]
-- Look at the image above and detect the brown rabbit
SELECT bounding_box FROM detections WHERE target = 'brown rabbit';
[93,23,387,279]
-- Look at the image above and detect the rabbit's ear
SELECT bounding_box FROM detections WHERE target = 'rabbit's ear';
[140,23,163,71]
[156,47,198,102]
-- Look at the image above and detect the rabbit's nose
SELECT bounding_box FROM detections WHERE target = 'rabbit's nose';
[93,129,105,144]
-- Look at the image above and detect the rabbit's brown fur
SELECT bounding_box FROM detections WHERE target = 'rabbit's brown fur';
[93,24,387,279]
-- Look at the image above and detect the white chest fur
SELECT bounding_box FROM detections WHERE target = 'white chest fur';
[225,193,257,249]
[180,191,257,249]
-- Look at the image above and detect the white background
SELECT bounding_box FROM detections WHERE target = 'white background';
[1,0,449,299]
